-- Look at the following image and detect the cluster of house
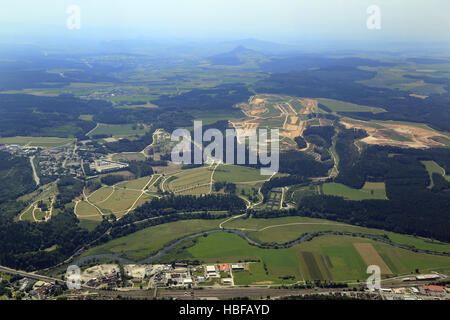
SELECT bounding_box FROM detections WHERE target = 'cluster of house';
[86,273,121,288]
[380,284,448,299]
[422,284,448,296]
[379,274,449,299]
[27,281,59,300]
[150,263,246,288]
[0,144,38,155]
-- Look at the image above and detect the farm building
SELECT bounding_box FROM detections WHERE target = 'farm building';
[205,265,218,277]
[231,264,244,270]
[416,274,440,281]
[206,265,216,273]
[423,285,445,296]
[219,264,230,272]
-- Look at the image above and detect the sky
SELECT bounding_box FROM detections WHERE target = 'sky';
[0,0,449,45]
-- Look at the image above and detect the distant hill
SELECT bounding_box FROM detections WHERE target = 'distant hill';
[208,45,267,66]
[220,38,301,54]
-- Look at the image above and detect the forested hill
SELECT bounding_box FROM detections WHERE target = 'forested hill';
[0,94,111,138]
[0,152,36,203]
[298,141,450,242]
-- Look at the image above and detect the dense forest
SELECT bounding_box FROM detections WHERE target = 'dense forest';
[278,151,333,177]
[0,94,110,138]
[53,176,84,210]
[137,194,246,213]
[254,145,450,242]
[0,152,36,203]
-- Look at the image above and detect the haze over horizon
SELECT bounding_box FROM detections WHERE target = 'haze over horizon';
[1,0,450,49]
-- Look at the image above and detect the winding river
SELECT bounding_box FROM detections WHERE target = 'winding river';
[73,228,449,266]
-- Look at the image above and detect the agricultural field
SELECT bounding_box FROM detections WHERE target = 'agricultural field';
[322,182,387,200]
[356,66,448,96]
[163,166,214,195]
[75,174,159,220]
[74,201,102,221]
[213,164,267,184]
[0,136,74,148]
[223,216,450,254]
[166,232,450,283]
[110,152,146,162]
[116,175,156,190]
[88,123,150,138]
[316,98,386,114]
[96,189,141,215]
[87,186,115,204]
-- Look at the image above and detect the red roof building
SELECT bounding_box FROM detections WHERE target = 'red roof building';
[423,285,445,296]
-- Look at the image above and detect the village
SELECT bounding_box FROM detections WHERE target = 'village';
[1,262,449,301]
[74,262,247,290]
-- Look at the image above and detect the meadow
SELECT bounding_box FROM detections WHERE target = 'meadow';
[75,174,158,221]
[224,216,450,254]
[213,164,267,184]
[164,166,214,195]
[81,219,221,261]
[421,160,449,187]
[322,182,387,200]
[166,232,450,283]
[316,98,386,114]
[88,123,150,138]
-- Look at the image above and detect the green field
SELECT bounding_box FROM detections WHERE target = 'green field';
[0,136,74,148]
[111,152,146,162]
[316,98,386,114]
[213,164,268,184]
[75,201,102,221]
[82,219,222,261]
[223,216,450,254]
[289,184,318,203]
[164,232,450,283]
[78,219,102,231]
[322,182,387,200]
[87,187,114,204]
[421,160,449,187]
[356,66,448,96]
[88,123,150,138]
[96,189,141,214]
[19,205,35,222]
[116,175,154,190]
[165,166,213,194]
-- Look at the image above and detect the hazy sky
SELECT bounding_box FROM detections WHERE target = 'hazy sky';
[1,0,449,44]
